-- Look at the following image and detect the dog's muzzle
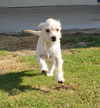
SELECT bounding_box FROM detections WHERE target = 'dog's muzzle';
[51,36,56,41]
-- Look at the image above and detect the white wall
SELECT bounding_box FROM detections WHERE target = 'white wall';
[0,0,98,7]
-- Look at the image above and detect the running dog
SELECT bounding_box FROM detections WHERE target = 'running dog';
[24,18,64,83]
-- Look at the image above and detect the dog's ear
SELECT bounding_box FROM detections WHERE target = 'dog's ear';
[38,22,45,30]
[57,19,61,23]
[57,19,61,26]
[57,19,61,30]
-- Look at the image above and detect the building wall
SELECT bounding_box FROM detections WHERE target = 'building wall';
[0,0,98,7]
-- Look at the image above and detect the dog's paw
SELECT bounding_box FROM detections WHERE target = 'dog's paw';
[57,78,65,83]
[47,73,53,77]
[58,80,64,83]
[41,70,47,74]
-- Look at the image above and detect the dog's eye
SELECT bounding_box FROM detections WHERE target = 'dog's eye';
[46,29,50,33]
[56,29,59,31]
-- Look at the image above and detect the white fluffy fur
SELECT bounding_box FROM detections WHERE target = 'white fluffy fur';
[24,18,64,83]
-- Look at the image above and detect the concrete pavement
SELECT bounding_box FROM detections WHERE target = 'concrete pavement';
[0,5,100,33]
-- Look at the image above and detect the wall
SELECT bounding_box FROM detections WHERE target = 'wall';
[0,0,98,7]
[0,6,100,33]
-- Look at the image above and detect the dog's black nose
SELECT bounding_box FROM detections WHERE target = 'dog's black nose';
[51,36,56,41]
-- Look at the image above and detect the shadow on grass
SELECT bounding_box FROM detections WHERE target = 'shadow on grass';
[0,71,47,95]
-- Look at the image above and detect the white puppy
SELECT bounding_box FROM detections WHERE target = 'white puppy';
[24,18,64,83]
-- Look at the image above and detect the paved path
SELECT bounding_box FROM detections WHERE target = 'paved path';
[0,5,100,33]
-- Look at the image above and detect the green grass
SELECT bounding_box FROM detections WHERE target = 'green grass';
[0,51,10,56]
[0,35,100,108]
[19,56,38,66]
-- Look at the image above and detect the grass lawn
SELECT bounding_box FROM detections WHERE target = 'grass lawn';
[0,35,100,108]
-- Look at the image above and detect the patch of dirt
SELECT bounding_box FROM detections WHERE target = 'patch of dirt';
[0,35,38,51]
[53,83,79,91]
[13,50,36,56]
[33,86,50,93]
[32,83,80,93]
[62,49,73,54]
[0,52,36,74]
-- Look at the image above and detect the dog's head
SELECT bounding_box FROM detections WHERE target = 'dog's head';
[39,18,62,42]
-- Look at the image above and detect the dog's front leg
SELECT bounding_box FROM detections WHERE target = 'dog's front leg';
[37,56,48,73]
[47,58,55,77]
[55,57,64,83]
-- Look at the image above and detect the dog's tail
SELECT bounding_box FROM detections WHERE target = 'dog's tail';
[23,30,41,36]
